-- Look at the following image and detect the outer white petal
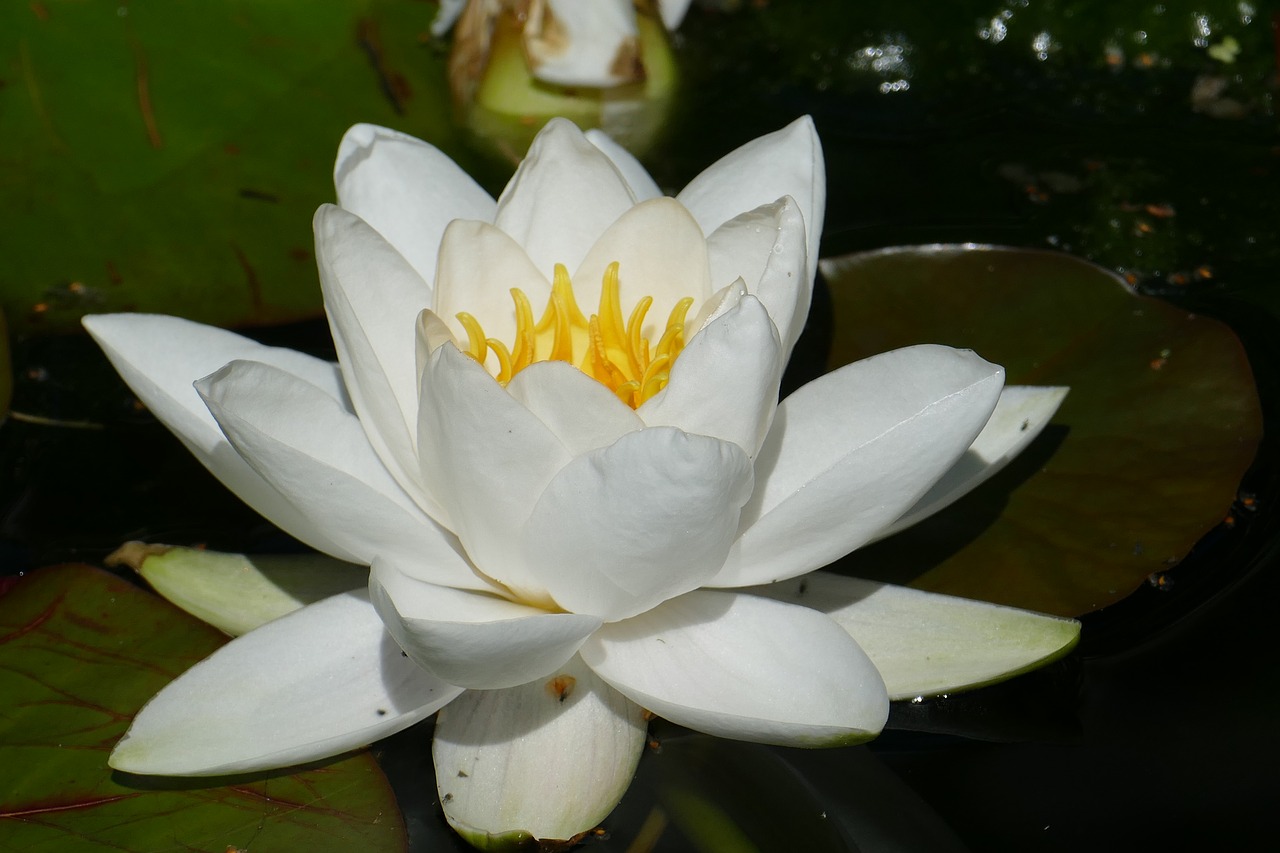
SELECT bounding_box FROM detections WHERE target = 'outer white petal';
[875,385,1070,540]
[369,560,599,690]
[524,0,642,88]
[713,345,1004,588]
[581,589,888,746]
[334,123,496,287]
[196,360,485,590]
[585,128,663,201]
[432,219,551,367]
[523,428,753,621]
[434,656,647,845]
[506,361,644,456]
[747,573,1081,700]
[705,197,811,358]
[315,205,445,521]
[494,118,636,277]
[109,590,462,776]
[638,295,782,457]
[81,313,355,561]
[417,344,572,601]
[573,196,715,325]
[677,116,825,287]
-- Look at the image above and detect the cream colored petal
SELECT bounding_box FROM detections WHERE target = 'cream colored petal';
[573,196,714,337]
[747,573,1080,700]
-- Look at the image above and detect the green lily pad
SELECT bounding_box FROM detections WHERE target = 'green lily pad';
[822,246,1261,617]
[0,563,407,852]
[3,0,488,334]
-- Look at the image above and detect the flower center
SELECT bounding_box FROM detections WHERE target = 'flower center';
[456,261,694,409]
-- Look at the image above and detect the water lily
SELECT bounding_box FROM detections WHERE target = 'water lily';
[85,117,1077,847]
[445,0,681,156]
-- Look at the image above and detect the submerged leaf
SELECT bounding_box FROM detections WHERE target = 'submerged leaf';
[822,246,1261,616]
[0,564,406,852]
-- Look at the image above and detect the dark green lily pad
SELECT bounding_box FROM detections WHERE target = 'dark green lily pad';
[0,563,406,852]
[0,307,10,421]
[823,246,1261,617]
[3,0,488,334]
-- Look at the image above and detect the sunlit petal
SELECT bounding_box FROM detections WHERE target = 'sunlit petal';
[713,345,1004,587]
[581,589,887,746]
[370,559,598,689]
[110,590,462,776]
[81,313,355,561]
[335,123,496,287]
[523,428,753,620]
[495,118,636,277]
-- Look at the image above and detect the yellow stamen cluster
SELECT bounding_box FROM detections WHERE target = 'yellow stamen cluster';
[456,262,694,409]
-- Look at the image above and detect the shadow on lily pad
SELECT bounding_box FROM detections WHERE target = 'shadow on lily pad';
[821,245,1261,618]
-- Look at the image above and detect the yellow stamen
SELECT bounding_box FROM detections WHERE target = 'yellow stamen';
[487,338,514,384]
[455,312,488,363]
[458,261,695,409]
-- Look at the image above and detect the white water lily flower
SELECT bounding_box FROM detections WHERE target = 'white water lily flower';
[84,117,1077,847]
[436,0,693,78]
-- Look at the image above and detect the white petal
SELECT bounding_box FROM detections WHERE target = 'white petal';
[638,295,782,457]
[677,116,825,287]
[524,0,642,88]
[109,590,462,776]
[334,123,496,286]
[573,196,714,320]
[315,205,444,520]
[747,573,1081,700]
[581,589,887,746]
[658,0,693,30]
[369,560,599,690]
[875,385,1070,540]
[585,128,663,200]
[108,542,363,637]
[523,428,753,620]
[705,197,811,358]
[430,0,466,35]
[81,313,355,561]
[688,276,749,333]
[506,361,644,456]
[434,656,647,844]
[494,118,636,277]
[432,219,551,365]
[197,360,485,590]
[713,345,1005,588]
[417,344,571,600]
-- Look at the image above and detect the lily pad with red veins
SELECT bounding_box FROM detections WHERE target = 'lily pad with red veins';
[822,246,1261,617]
[0,563,406,852]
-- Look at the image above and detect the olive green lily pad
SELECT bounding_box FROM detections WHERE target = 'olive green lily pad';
[3,0,485,334]
[822,246,1261,617]
[0,563,407,852]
